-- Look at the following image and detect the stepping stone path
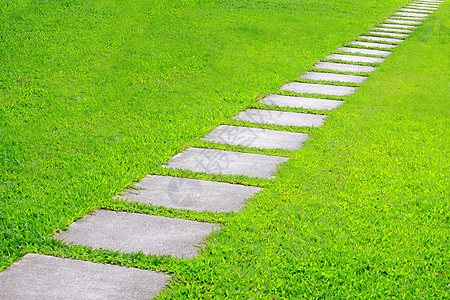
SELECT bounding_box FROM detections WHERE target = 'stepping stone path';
[1,0,442,298]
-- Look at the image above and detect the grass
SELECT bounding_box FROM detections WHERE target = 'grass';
[1,0,448,298]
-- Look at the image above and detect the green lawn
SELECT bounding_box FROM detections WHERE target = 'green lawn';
[1,0,449,298]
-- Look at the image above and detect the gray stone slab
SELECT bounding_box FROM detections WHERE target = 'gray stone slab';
[259,94,343,110]
[314,62,377,73]
[349,41,397,49]
[299,71,367,83]
[165,147,289,178]
[405,5,438,10]
[401,7,436,12]
[385,19,422,25]
[202,125,309,150]
[379,23,418,29]
[367,31,409,38]
[118,175,261,212]
[336,46,393,56]
[391,16,426,20]
[281,81,356,96]
[358,36,404,43]
[325,54,385,64]
[372,27,413,33]
[0,253,168,300]
[395,11,429,17]
[233,108,327,127]
[54,210,219,258]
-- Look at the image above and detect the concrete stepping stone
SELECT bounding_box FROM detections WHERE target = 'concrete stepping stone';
[259,94,343,110]
[385,19,422,25]
[165,147,289,178]
[349,41,397,49]
[367,31,409,38]
[314,62,377,73]
[392,16,426,20]
[325,54,385,64]
[299,71,367,83]
[54,210,219,258]
[405,5,438,10]
[202,125,309,150]
[281,81,356,96]
[372,27,413,33]
[118,175,262,212]
[401,7,436,12]
[336,46,393,56]
[395,11,429,17]
[358,36,404,43]
[233,108,327,127]
[0,253,168,299]
[379,23,418,29]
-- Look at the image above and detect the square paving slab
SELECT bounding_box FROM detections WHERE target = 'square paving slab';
[118,175,261,212]
[367,31,409,38]
[233,108,327,127]
[314,62,377,73]
[325,54,385,64]
[54,210,219,258]
[165,147,289,178]
[395,11,429,17]
[259,94,343,110]
[202,125,309,150]
[281,81,356,96]
[358,35,404,43]
[385,19,422,25]
[371,27,413,33]
[0,253,168,300]
[299,71,367,83]
[336,47,393,56]
[379,23,418,29]
[349,41,397,49]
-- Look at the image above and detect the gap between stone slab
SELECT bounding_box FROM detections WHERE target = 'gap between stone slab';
[299,71,367,83]
[325,54,385,64]
[336,47,393,57]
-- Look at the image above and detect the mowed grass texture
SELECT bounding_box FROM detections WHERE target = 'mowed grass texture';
[1,0,448,298]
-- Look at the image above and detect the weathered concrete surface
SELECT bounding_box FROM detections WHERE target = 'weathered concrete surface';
[202,125,309,150]
[233,109,327,127]
[325,54,385,64]
[0,253,169,300]
[259,94,343,110]
[165,147,289,178]
[281,81,357,96]
[314,62,377,73]
[336,47,392,56]
[54,210,219,258]
[379,23,418,29]
[367,31,409,38]
[349,41,397,49]
[118,175,262,212]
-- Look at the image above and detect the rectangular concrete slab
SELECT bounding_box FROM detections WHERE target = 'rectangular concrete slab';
[367,31,409,38]
[385,19,422,25]
[336,47,393,56]
[54,210,219,258]
[349,41,397,49]
[118,175,261,212]
[405,5,438,9]
[299,71,367,83]
[325,54,385,64]
[379,23,418,29]
[372,27,413,33]
[314,62,377,73]
[0,253,168,300]
[358,35,404,43]
[233,108,327,127]
[259,94,343,110]
[165,147,289,178]
[281,81,356,96]
[202,125,309,150]
[401,7,436,12]
[391,16,426,20]
[395,11,429,17]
